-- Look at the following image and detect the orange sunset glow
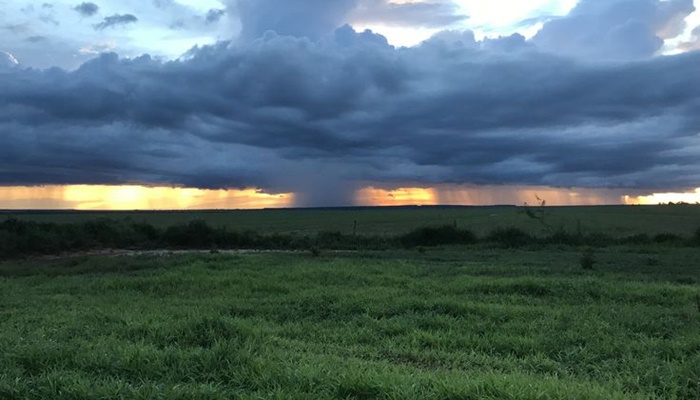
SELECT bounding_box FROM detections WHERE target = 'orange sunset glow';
[355,187,439,206]
[0,185,294,210]
[357,185,632,207]
[2,185,700,210]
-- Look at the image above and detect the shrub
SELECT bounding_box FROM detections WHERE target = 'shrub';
[580,248,596,270]
[259,232,295,249]
[0,217,28,235]
[400,225,477,247]
[131,222,160,246]
[218,230,262,248]
[317,231,349,249]
[583,232,615,247]
[653,233,683,244]
[546,230,582,246]
[0,230,19,258]
[163,220,216,248]
[620,234,652,245]
[310,247,321,257]
[486,227,533,248]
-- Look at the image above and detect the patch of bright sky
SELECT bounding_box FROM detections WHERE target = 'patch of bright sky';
[175,0,225,13]
[626,188,700,205]
[2,0,227,67]
[664,0,700,54]
[5,0,699,67]
[96,0,225,59]
[83,0,581,56]
[122,27,218,61]
[349,24,443,47]
[356,0,579,47]
[455,0,578,39]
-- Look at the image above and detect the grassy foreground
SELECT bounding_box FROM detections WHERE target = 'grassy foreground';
[1,248,698,399]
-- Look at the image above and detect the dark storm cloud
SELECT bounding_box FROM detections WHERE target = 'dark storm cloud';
[335,24,390,47]
[206,9,226,24]
[1,0,699,205]
[533,0,695,60]
[93,14,138,30]
[74,2,99,17]
[1,23,699,205]
[234,0,358,40]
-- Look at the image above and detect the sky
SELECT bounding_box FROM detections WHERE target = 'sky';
[1,0,700,208]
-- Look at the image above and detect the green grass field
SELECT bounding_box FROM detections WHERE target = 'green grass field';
[1,247,698,399]
[5,205,700,237]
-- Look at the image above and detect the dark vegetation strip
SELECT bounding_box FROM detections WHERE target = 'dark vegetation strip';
[1,217,700,259]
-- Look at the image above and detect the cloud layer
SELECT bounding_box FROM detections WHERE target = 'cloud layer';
[1,0,699,205]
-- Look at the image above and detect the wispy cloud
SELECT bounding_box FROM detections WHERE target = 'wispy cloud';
[93,14,138,30]
[74,2,100,17]
[205,9,226,24]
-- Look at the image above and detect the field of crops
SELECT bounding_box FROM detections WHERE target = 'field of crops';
[1,246,699,399]
[5,204,700,236]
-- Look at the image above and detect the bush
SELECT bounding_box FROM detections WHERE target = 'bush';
[486,227,533,248]
[81,219,125,247]
[653,233,683,244]
[310,247,321,257]
[582,232,615,247]
[620,234,652,245]
[317,231,350,249]
[580,248,596,270]
[131,222,160,246]
[0,230,19,258]
[546,230,582,246]
[400,226,477,248]
[218,230,262,249]
[163,220,216,248]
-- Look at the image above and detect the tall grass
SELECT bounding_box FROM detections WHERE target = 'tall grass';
[0,249,698,399]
